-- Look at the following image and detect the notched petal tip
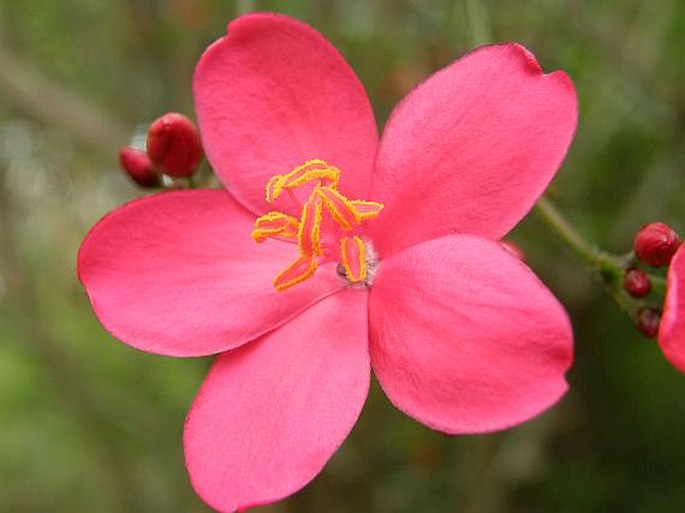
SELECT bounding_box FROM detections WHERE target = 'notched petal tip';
[503,42,544,74]
[494,42,566,79]
[370,40,579,256]
[476,43,578,102]
[492,44,580,122]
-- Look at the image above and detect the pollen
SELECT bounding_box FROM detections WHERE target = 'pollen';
[252,159,383,291]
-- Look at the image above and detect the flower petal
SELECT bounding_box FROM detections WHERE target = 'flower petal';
[194,13,378,216]
[658,246,685,372]
[78,190,344,357]
[369,43,578,257]
[369,234,573,434]
[184,290,369,512]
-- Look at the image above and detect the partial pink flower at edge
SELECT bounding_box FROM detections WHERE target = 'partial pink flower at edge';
[658,245,685,371]
[77,13,578,513]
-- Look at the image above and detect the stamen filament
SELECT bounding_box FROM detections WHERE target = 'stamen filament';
[286,189,302,210]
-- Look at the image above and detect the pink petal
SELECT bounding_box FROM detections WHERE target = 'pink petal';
[368,43,578,257]
[194,13,378,216]
[184,290,370,512]
[78,190,344,357]
[369,234,573,434]
[658,246,685,372]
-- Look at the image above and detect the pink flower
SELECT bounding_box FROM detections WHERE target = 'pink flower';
[658,245,685,370]
[78,13,577,513]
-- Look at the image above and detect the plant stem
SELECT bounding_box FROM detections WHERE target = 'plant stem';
[650,274,667,294]
[535,196,631,285]
[535,196,668,315]
[536,197,625,306]
[535,196,607,267]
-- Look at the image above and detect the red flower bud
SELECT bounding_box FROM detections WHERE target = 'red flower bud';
[146,112,203,178]
[636,308,660,339]
[118,147,160,188]
[623,268,652,298]
[634,222,680,267]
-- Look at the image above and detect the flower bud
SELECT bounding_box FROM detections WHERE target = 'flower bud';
[636,308,660,339]
[146,112,203,177]
[118,147,160,188]
[634,222,680,267]
[623,268,651,298]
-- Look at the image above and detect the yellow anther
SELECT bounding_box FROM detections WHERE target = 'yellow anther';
[282,160,340,189]
[297,191,324,257]
[266,159,340,203]
[252,211,299,243]
[349,200,384,221]
[340,236,367,283]
[317,186,359,230]
[265,175,282,203]
[255,159,384,291]
[317,188,384,231]
[273,255,318,291]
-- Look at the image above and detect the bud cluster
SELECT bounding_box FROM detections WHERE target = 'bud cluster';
[622,223,682,339]
[119,112,203,188]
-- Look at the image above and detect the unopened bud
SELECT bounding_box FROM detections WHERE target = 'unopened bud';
[146,112,202,177]
[636,308,660,339]
[118,147,160,188]
[634,222,680,267]
[623,268,652,298]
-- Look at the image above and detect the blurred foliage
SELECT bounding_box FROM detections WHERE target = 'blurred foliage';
[1,0,685,512]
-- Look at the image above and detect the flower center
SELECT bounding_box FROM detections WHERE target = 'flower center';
[252,159,384,291]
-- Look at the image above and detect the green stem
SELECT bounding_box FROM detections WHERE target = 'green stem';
[535,196,650,315]
[650,274,667,294]
[535,196,619,269]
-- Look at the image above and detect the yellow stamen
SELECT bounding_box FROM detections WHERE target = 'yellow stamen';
[254,159,383,291]
[265,174,282,203]
[297,191,323,257]
[340,236,367,283]
[266,159,340,203]
[252,211,299,243]
[318,187,384,229]
[350,200,384,220]
[273,255,318,291]
[317,186,359,230]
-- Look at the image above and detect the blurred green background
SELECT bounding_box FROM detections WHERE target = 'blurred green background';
[2,0,685,512]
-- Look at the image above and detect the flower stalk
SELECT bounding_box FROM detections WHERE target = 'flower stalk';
[535,196,609,268]
[535,196,666,315]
